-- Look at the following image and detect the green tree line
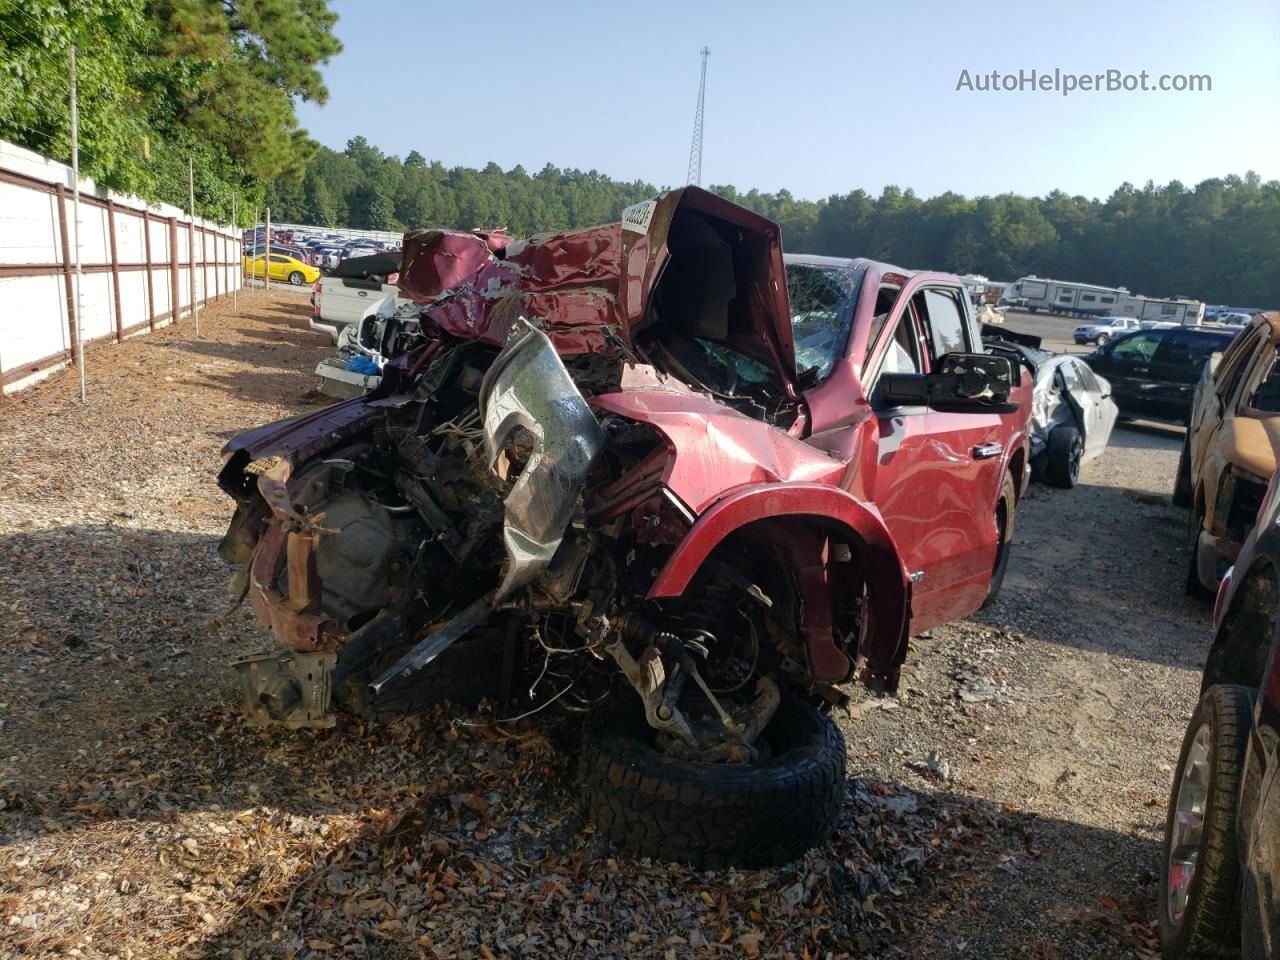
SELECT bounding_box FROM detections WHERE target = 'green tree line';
[2,1,1274,306]
[272,140,1278,306]
[0,0,340,223]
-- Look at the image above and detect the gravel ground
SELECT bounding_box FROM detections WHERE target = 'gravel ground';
[0,294,1199,958]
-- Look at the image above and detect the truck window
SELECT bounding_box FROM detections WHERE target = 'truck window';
[1214,330,1260,401]
[1248,346,1280,413]
[862,282,905,368]
[869,308,923,391]
[784,261,864,383]
[1110,333,1162,363]
[1155,331,1224,370]
[914,288,969,363]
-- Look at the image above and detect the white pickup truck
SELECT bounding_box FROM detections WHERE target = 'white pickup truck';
[308,253,412,344]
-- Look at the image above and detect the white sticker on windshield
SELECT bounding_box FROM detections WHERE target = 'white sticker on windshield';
[621,200,657,235]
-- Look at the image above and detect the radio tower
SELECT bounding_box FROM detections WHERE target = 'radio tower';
[686,46,710,186]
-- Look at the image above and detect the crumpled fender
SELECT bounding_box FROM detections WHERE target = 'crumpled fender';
[647,481,912,689]
[591,389,844,513]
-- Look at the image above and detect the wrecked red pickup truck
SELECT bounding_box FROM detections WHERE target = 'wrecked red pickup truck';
[217,187,1031,867]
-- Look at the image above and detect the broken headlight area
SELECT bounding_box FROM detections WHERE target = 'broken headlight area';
[220,318,809,767]
[1215,464,1270,546]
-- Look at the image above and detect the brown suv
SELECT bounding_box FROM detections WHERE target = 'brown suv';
[1177,313,1280,595]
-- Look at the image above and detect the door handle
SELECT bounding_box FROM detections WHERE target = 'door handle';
[1133,366,1149,374]
[972,442,1002,460]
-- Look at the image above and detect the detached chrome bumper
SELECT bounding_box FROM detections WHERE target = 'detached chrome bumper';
[480,316,607,598]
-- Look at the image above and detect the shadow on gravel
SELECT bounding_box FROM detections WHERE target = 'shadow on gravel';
[0,525,249,793]
[1107,422,1184,449]
[0,521,1161,958]
[1,692,1162,960]
[988,477,1212,670]
[160,336,319,373]
[233,323,331,347]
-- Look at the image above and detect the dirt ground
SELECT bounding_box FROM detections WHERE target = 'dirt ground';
[0,291,1203,958]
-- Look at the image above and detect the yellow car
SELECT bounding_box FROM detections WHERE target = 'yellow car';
[242,253,320,285]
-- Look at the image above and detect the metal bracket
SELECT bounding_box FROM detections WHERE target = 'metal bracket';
[232,649,337,728]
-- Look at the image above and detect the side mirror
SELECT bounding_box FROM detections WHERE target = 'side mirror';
[880,354,1018,413]
[930,353,1017,411]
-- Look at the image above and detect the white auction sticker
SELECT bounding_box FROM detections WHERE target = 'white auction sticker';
[621,200,657,234]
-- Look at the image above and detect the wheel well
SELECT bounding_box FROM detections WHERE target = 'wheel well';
[1008,448,1026,499]
[707,515,877,678]
[1201,558,1277,695]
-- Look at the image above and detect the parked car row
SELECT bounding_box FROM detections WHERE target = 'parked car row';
[1142,311,1280,959]
[242,228,399,273]
[1160,432,1280,959]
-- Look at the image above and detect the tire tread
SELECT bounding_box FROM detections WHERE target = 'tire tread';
[579,699,845,869]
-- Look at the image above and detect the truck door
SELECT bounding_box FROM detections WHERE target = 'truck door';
[1088,331,1164,417]
[852,285,1005,634]
[1148,330,1232,421]
[911,286,1007,628]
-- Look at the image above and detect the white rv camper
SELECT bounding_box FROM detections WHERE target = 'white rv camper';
[1002,276,1129,317]
[1112,295,1206,325]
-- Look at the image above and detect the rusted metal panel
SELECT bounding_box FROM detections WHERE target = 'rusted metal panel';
[54,184,78,366]
[248,525,330,652]
[1,347,72,387]
[0,262,158,277]
[107,199,123,342]
[212,228,221,300]
[169,217,180,323]
[142,210,155,331]
[188,220,196,314]
[285,530,321,613]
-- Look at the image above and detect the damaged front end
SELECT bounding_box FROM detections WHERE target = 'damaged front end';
[216,188,908,772]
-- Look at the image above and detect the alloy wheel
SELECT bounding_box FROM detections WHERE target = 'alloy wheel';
[1167,723,1211,925]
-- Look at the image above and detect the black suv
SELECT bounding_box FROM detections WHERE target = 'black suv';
[1084,326,1240,423]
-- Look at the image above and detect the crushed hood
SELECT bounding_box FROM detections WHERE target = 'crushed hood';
[396,224,622,356]
[618,187,796,388]
[393,188,796,387]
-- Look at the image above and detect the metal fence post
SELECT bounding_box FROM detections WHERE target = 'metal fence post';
[69,44,86,401]
[188,158,199,336]
[264,205,271,292]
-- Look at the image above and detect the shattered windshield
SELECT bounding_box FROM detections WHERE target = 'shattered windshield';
[785,261,865,383]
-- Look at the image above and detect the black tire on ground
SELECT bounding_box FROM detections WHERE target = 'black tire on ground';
[579,697,845,869]
[336,627,506,722]
[1173,438,1193,508]
[1046,425,1084,489]
[982,473,1017,608]
[1158,684,1254,959]
[1096,333,1110,346]
[288,270,305,285]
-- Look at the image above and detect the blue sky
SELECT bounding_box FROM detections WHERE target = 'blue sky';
[296,0,1280,202]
